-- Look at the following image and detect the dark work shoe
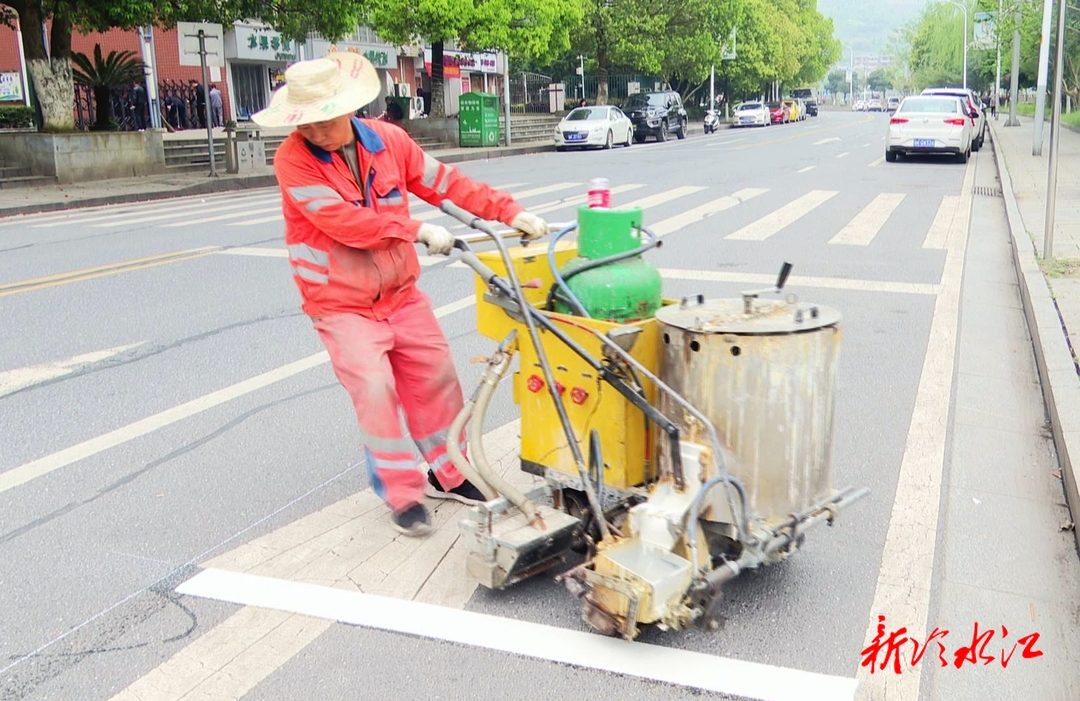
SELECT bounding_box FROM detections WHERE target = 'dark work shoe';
[426,470,485,505]
[391,503,432,537]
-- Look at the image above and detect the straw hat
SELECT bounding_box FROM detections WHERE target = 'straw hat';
[252,50,381,127]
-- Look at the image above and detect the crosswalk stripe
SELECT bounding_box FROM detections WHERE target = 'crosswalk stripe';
[658,268,939,295]
[868,156,885,167]
[828,193,906,246]
[91,198,282,228]
[4,190,277,228]
[619,185,706,212]
[726,190,838,241]
[33,195,280,228]
[922,195,960,249]
[230,213,284,227]
[449,184,645,230]
[502,181,581,200]
[160,205,283,227]
[650,188,769,237]
[797,166,815,173]
[836,152,850,159]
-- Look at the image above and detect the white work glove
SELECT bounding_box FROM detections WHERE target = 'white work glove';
[417,223,455,255]
[510,211,549,242]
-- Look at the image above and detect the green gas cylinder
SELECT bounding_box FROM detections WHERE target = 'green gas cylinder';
[555,205,663,322]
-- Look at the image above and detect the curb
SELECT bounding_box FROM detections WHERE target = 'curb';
[989,121,1080,547]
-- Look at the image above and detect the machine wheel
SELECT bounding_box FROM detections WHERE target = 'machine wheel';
[604,130,613,150]
[658,120,668,142]
[676,120,687,139]
[885,150,898,163]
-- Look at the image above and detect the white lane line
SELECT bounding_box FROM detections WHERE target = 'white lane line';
[854,156,976,701]
[178,569,859,701]
[218,247,287,258]
[619,185,706,211]
[160,205,282,228]
[836,152,850,159]
[725,190,838,241]
[863,142,872,147]
[867,156,885,167]
[828,193,906,246]
[11,191,277,228]
[229,213,284,227]
[658,268,938,295]
[450,184,644,230]
[797,166,816,173]
[813,137,841,145]
[921,195,960,249]
[498,181,581,200]
[0,296,475,496]
[89,198,282,228]
[0,343,145,398]
[33,195,280,228]
[650,188,769,237]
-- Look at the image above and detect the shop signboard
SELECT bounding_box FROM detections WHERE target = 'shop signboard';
[424,49,500,78]
[0,72,24,102]
[230,25,298,62]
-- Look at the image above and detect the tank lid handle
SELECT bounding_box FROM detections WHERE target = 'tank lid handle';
[741,261,794,314]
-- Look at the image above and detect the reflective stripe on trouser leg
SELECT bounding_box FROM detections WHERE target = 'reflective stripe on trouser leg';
[388,290,468,490]
[313,312,424,512]
[415,428,469,488]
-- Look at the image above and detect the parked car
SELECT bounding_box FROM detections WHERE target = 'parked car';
[921,87,985,151]
[554,106,634,151]
[733,101,770,127]
[853,100,866,111]
[622,91,688,142]
[868,98,884,112]
[885,95,973,163]
[887,96,901,112]
[791,88,819,116]
[767,101,791,124]
[782,99,802,121]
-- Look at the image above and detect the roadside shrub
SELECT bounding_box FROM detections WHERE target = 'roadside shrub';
[0,106,35,130]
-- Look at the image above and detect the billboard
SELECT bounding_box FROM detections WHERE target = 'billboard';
[973,12,998,51]
[0,72,24,102]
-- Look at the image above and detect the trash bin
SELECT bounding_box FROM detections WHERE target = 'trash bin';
[236,129,267,174]
[458,92,500,147]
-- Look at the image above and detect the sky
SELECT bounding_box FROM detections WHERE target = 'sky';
[817,0,931,55]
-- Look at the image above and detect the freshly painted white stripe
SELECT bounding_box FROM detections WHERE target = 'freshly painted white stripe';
[228,213,285,226]
[796,166,816,173]
[619,185,706,212]
[160,205,282,227]
[813,137,841,145]
[726,190,838,241]
[828,193,906,246]
[217,247,288,258]
[836,152,850,159]
[650,188,769,237]
[34,195,280,228]
[0,343,144,398]
[178,569,859,701]
[658,268,938,295]
[867,156,885,167]
[89,198,281,228]
[854,157,975,701]
[0,296,475,495]
[921,195,960,249]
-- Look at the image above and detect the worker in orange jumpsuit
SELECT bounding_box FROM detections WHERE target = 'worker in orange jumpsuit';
[253,52,548,536]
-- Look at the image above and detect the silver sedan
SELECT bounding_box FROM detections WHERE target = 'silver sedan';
[885,95,974,164]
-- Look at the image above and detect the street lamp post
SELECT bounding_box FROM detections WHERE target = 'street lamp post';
[1044,0,1069,258]
[994,0,1003,119]
[946,1,969,91]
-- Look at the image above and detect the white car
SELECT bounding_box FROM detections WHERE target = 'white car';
[733,101,770,127]
[921,87,986,151]
[885,95,973,163]
[554,106,634,150]
[853,100,866,112]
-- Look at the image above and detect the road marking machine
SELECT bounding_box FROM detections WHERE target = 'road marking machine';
[438,191,868,640]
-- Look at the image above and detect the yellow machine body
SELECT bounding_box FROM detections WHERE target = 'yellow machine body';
[474,243,663,491]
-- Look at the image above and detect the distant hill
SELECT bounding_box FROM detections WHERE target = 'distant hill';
[817,0,929,55]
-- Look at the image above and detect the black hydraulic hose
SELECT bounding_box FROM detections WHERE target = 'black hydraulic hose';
[544,224,661,313]
[685,474,751,574]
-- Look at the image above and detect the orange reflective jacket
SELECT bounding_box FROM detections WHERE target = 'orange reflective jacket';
[273,118,524,320]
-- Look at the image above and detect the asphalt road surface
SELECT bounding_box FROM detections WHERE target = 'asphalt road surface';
[2,112,1078,701]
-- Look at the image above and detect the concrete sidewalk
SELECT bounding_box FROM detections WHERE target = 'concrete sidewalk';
[990,115,1080,551]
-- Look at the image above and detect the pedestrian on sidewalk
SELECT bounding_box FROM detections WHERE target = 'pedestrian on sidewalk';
[189,79,206,128]
[209,84,223,128]
[252,51,550,536]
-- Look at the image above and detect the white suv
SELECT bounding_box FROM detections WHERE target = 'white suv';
[921,87,986,151]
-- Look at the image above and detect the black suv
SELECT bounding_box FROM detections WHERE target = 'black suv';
[622,91,688,142]
[791,88,819,116]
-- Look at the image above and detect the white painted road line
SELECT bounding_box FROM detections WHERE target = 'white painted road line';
[658,268,939,296]
[160,205,283,227]
[921,195,960,249]
[836,152,850,159]
[619,185,706,212]
[854,156,976,701]
[0,343,144,398]
[867,156,885,167]
[90,198,282,228]
[34,195,281,228]
[813,137,841,145]
[797,166,816,173]
[178,568,859,701]
[726,190,838,241]
[451,184,644,230]
[218,247,288,258]
[828,193,906,246]
[650,188,769,237]
[0,296,475,496]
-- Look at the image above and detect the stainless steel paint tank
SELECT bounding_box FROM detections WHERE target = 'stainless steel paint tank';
[655,296,842,523]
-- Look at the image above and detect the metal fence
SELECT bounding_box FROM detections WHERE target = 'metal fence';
[74,80,211,131]
[508,72,554,113]
[560,75,664,106]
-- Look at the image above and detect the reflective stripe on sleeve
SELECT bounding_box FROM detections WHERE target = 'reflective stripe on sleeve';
[420,154,442,189]
[287,243,329,268]
[288,185,344,213]
[292,265,329,284]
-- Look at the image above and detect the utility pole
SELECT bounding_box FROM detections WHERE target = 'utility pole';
[1006,11,1022,127]
[709,64,715,114]
[197,30,217,177]
[994,0,1003,119]
[577,54,585,99]
[1043,0,1069,258]
[946,1,969,91]
[1034,0,1055,154]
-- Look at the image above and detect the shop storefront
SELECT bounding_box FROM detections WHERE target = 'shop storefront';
[423,49,501,115]
[224,24,299,121]
[309,35,403,116]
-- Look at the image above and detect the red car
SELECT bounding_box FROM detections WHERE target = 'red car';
[767,101,791,124]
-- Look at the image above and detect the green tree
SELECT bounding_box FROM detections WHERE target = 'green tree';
[867,68,893,92]
[363,0,585,116]
[1,0,364,132]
